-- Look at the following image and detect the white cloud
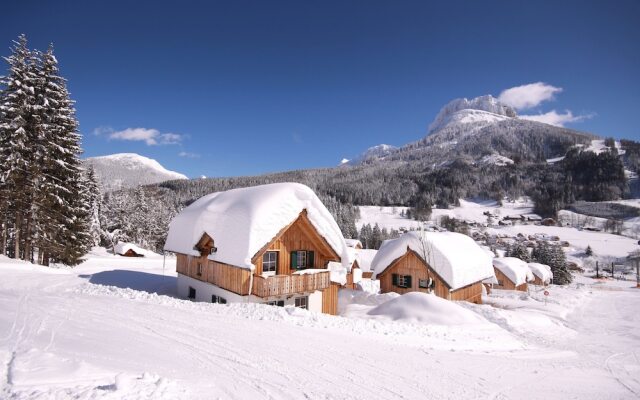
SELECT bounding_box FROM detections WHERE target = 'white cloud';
[92,126,114,136]
[520,110,593,127]
[178,151,200,158]
[107,127,183,146]
[498,82,562,110]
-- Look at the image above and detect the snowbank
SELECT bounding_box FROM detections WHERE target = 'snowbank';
[493,257,534,286]
[164,183,350,270]
[367,292,485,325]
[371,231,495,290]
[528,262,553,284]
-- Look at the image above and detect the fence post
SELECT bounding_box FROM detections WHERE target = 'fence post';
[596,261,599,278]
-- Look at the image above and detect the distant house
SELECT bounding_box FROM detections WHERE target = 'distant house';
[164,183,351,315]
[344,239,363,250]
[492,257,534,291]
[528,263,553,285]
[370,232,495,304]
[353,249,377,279]
[114,242,146,257]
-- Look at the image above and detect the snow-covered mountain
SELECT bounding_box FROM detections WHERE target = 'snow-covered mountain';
[345,95,595,167]
[427,95,517,133]
[84,153,188,191]
[343,144,398,165]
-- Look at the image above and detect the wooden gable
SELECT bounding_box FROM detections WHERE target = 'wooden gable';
[377,249,452,295]
[251,209,341,275]
[194,233,214,255]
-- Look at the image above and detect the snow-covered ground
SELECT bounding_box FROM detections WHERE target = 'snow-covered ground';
[1,247,640,399]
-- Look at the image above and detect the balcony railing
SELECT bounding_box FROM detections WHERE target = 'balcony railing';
[252,271,331,298]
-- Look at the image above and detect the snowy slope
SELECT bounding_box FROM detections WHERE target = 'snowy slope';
[344,144,398,165]
[84,153,188,191]
[2,251,640,399]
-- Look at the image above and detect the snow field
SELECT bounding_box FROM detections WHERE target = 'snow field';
[1,248,640,399]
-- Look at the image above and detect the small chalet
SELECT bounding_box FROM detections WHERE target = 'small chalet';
[353,249,377,279]
[491,257,534,291]
[527,262,553,286]
[370,232,495,304]
[114,242,146,257]
[163,183,351,315]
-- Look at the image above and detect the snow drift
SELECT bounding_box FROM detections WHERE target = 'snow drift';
[367,292,485,325]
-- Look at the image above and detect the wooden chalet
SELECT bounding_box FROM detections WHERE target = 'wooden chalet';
[114,242,145,257]
[164,183,351,315]
[491,257,534,292]
[371,232,495,304]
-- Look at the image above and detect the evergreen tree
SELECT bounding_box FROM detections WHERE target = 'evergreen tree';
[506,241,530,262]
[0,35,39,259]
[585,245,593,257]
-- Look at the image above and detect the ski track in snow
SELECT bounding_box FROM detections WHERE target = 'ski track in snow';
[0,252,639,399]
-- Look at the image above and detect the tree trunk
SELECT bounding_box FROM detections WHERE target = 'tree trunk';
[23,214,31,262]
[14,213,21,260]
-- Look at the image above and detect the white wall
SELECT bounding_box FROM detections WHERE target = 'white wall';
[177,273,323,312]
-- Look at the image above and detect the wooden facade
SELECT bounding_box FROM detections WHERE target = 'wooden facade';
[377,249,483,304]
[531,275,548,286]
[252,211,339,275]
[121,249,143,257]
[252,272,330,298]
[175,209,342,315]
[493,267,528,291]
[322,284,339,315]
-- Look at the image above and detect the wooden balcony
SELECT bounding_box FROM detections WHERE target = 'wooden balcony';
[252,271,331,298]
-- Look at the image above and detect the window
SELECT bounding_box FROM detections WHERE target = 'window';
[209,247,216,255]
[392,274,412,288]
[295,296,308,310]
[497,280,504,286]
[266,300,285,307]
[419,278,435,290]
[262,251,278,273]
[188,286,196,300]
[212,295,228,304]
[291,250,314,270]
[197,262,203,276]
[297,251,307,268]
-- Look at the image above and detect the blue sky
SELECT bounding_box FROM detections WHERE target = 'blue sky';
[2,1,639,178]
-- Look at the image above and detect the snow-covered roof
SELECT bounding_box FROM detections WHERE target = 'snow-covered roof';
[355,249,378,272]
[493,257,534,286]
[114,242,147,256]
[371,231,495,290]
[527,263,553,284]
[344,239,363,248]
[164,183,350,271]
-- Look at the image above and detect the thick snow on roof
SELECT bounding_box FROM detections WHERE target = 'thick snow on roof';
[493,257,534,286]
[371,231,495,290]
[355,249,378,272]
[344,239,362,248]
[164,183,350,270]
[114,242,147,256]
[528,263,553,284]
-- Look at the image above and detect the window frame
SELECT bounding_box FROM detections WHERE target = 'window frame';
[196,262,203,276]
[262,251,278,275]
[297,251,307,269]
[294,296,308,310]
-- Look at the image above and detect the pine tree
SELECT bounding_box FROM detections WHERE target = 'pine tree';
[0,35,39,259]
[585,245,593,257]
[506,241,530,262]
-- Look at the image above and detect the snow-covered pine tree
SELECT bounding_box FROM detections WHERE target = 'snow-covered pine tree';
[35,45,89,265]
[0,35,40,259]
[585,245,593,257]
[85,166,102,246]
[506,241,530,262]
